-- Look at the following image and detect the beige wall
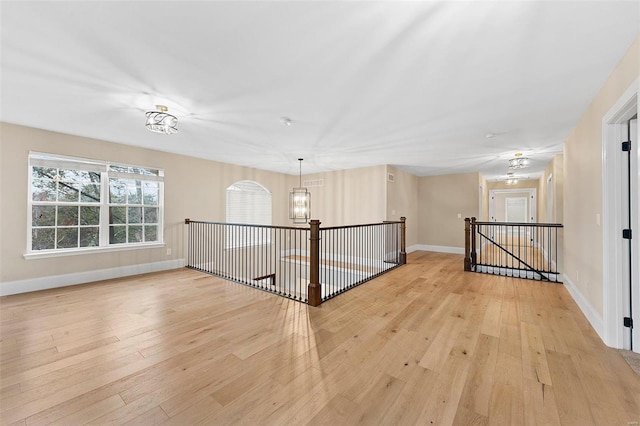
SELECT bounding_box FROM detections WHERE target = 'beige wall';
[418,172,480,248]
[563,35,640,317]
[538,154,564,224]
[479,174,489,221]
[386,166,419,247]
[288,165,387,228]
[0,123,290,283]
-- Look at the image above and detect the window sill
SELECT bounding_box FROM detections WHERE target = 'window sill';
[23,242,166,260]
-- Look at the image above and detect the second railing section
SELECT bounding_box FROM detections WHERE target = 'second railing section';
[184,218,406,306]
[320,222,405,302]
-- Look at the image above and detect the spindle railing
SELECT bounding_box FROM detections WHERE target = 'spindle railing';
[185,217,406,306]
[464,217,563,282]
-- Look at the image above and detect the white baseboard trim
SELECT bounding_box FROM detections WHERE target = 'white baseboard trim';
[406,244,420,253]
[562,274,605,343]
[411,244,465,255]
[0,259,185,296]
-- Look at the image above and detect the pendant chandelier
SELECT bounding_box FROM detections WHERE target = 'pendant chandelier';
[145,105,178,134]
[509,152,530,169]
[289,158,310,224]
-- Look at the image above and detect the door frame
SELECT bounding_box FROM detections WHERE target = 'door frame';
[489,188,536,223]
[602,77,639,349]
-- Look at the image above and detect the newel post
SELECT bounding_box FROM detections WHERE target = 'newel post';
[464,217,471,271]
[470,217,477,267]
[400,217,407,265]
[308,219,322,307]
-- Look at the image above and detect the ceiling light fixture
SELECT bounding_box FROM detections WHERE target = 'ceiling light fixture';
[280,117,292,126]
[145,105,178,134]
[289,158,310,224]
[509,152,530,169]
[505,172,518,185]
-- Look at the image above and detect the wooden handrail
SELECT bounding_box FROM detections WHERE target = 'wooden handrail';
[473,221,563,227]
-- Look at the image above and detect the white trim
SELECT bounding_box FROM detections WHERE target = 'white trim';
[562,274,605,343]
[601,77,639,348]
[412,244,465,254]
[23,242,165,260]
[489,188,537,223]
[0,259,185,296]
[406,244,420,253]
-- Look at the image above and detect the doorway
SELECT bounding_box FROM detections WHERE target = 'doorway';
[489,189,536,223]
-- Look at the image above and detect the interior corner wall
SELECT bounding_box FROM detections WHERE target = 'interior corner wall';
[0,122,290,286]
[292,165,387,228]
[563,35,640,321]
[479,174,489,221]
[537,154,564,224]
[386,165,419,248]
[417,172,479,250]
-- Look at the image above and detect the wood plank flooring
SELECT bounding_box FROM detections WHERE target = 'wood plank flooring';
[1,251,639,425]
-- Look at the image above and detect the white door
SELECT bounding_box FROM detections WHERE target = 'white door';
[505,197,528,223]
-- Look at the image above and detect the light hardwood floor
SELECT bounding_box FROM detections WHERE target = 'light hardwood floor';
[1,251,639,425]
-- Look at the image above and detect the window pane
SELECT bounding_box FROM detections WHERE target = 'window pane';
[32,179,57,202]
[57,206,78,226]
[109,180,126,203]
[144,226,158,242]
[109,165,128,173]
[143,182,158,205]
[32,205,56,226]
[59,169,90,183]
[80,227,99,247]
[127,186,142,204]
[128,207,142,223]
[109,226,126,244]
[128,225,143,243]
[32,228,55,250]
[57,228,78,248]
[143,207,157,224]
[58,183,80,202]
[109,206,126,224]
[80,206,100,225]
[32,166,56,180]
[81,184,101,202]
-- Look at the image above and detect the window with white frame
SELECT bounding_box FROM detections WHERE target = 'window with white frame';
[28,152,163,254]
[226,180,272,248]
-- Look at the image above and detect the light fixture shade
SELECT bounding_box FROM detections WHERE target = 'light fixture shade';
[145,105,178,134]
[289,187,310,224]
[506,178,518,185]
[508,154,530,169]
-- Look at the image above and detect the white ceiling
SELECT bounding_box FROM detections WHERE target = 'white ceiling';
[1,1,638,180]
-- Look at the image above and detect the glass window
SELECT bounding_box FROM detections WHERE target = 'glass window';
[28,153,163,253]
[226,180,272,248]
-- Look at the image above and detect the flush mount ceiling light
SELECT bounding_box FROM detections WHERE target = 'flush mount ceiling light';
[509,152,530,169]
[280,116,292,126]
[505,172,518,185]
[145,105,178,134]
[289,158,310,224]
